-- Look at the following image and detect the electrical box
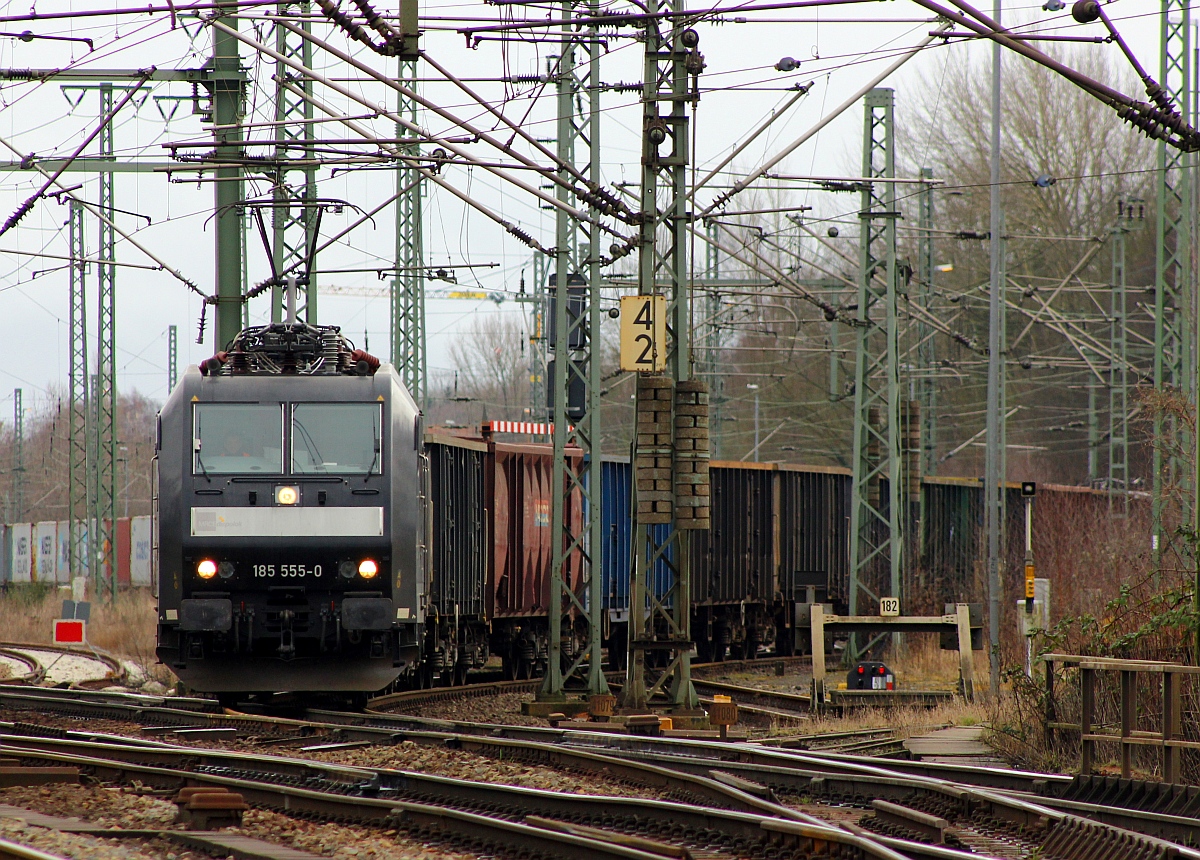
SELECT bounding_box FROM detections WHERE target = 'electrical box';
[546,274,588,350]
[546,358,586,421]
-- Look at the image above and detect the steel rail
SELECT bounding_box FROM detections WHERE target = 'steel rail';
[0,734,912,860]
[552,740,1200,856]
[0,643,126,688]
[0,742,664,860]
[0,686,1192,855]
[0,704,822,821]
[0,838,75,860]
[0,650,43,686]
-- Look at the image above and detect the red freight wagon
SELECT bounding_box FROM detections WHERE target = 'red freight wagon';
[425,432,585,682]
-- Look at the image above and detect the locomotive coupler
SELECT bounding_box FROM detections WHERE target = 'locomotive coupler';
[370,634,387,659]
[278,609,296,658]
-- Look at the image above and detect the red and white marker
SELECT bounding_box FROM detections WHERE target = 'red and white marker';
[52,619,86,645]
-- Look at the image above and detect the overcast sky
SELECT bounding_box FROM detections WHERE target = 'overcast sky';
[0,0,1166,421]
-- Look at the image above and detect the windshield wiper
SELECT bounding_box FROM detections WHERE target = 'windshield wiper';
[365,434,380,483]
[195,449,212,483]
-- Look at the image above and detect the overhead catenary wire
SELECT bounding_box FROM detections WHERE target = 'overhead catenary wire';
[267,78,555,261]
[268,18,635,227]
[700,22,951,215]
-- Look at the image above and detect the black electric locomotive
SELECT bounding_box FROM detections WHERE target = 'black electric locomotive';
[155,321,424,694]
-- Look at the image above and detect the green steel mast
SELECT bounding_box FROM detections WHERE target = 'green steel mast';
[541,0,608,699]
[917,168,936,477]
[392,56,426,404]
[11,389,22,523]
[272,2,319,324]
[847,88,903,651]
[1154,0,1192,551]
[168,325,178,393]
[68,201,90,583]
[1109,212,1132,517]
[95,82,117,600]
[213,1,246,350]
[621,7,707,714]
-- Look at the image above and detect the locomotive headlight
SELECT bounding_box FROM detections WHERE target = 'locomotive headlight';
[358,559,379,579]
[275,485,299,505]
[338,560,356,579]
[197,559,218,579]
[217,561,236,579]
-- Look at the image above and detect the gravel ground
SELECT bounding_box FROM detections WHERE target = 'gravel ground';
[0,702,666,799]
[0,816,178,860]
[0,784,484,860]
[304,740,664,799]
[381,692,545,727]
[11,649,115,686]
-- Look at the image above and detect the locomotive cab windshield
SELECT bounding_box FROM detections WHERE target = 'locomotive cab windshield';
[194,403,283,475]
[292,403,381,475]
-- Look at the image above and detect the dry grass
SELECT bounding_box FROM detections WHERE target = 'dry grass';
[783,697,990,741]
[761,640,993,741]
[886,638,990,690]
[0,585,158,665]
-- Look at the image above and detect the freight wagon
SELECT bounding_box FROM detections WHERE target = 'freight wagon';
[421,431,1124,675]
[424,432,586,682]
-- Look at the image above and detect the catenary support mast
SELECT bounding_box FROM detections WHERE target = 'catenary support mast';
[542,0,608,699]
[1154,0,1192,552]
[213,1,246,349]
[847,88,903,656]
[272,1,319,323]
[392,56,426,405]
[621,3,707,714]
[168,324,178,393]
[95,82,117,601]
[917,168,937,477]
[11,389,22,523]
[68,201,90,584]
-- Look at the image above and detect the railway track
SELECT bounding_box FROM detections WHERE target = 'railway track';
[0,685,1193,858]
[0,643,125,689]
[0,729,935,860]
[0,663,1192,857]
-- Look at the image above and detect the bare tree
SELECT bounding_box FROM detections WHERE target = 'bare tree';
[0,388,158,524]
[438,312,532,424]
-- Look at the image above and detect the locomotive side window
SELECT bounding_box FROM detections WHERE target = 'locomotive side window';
[193,403,284,475]
[292,403,382,475]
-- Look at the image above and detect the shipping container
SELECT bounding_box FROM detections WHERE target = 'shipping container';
[777,464,851,604]
[54,521,92,584]
[130,516,153,587]
[116,517,132,586]
[9,524,31,583]
[56,522,69,584]
[486,441,583,618]
[34,521,56,584]
[916,478,983,612]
